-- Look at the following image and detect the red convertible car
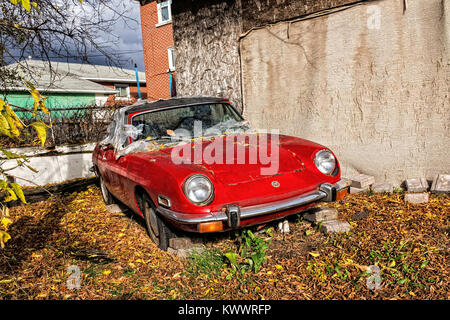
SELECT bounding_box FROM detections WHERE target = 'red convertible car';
[93,97,347,250]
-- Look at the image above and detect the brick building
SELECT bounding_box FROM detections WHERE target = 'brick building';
[138,0,176,101]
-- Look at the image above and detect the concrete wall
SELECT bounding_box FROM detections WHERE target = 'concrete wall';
[240,0,449,185]
[1,144,96,187]
[172,0,244,111]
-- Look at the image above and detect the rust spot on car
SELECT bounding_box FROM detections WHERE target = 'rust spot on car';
[198,165,215,176]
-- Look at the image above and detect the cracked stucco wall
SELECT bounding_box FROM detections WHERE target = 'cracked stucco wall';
[171,0,356,113]
[241,0,449,185]
[172,0,244,111]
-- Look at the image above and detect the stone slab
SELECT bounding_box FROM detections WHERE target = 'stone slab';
[350,186,369,194]
[350,174,375,189]
[167,247,205,259]
[372,182,394,193]
[335,178,352,190]
[303,207,338,224]
[277,220,290,234]
[404,192,429,204]
[106,204,127,213]
[169,237,195,250]
[405,178,429,193]
[431,174,450,193]
[320,220,351,234]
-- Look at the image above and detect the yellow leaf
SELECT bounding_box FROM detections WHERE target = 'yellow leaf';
[1,218,13,228]
[309,252,320,258]
[4,188,17,202]
[0,230,11,248]
[274,264,284,271]
[22,0,31,11]
[0,279,13,284]
[0,113,12,137]
[29,89,46,115]
[5,104,23,129]
[10,183,26,204]
[30,122,49,147]
[103,270,111,275]
[2,111,20,137]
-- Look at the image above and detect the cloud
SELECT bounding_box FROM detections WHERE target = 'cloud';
[88,0,145,71]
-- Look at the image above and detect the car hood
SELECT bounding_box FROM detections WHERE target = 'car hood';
[158,133,310,186]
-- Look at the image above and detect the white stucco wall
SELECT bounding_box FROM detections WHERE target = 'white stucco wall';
[2,144,96,187]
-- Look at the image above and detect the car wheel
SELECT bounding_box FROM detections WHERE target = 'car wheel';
[142,193,175,251]
[99,176,116,205]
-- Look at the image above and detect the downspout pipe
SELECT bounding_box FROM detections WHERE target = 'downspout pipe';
[134,64,142,100]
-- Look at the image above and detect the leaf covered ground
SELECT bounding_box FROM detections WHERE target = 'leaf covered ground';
[0,184,448,300]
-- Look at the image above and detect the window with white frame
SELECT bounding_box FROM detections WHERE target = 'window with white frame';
[157,0,172,26]
[115,84,129,99]
[168,46,175,71]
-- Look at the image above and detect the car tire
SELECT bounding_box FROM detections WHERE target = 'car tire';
[99,175,116,205]
[142,193,175,251]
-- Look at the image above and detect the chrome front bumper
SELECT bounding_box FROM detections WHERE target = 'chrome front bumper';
[156,180,348,227]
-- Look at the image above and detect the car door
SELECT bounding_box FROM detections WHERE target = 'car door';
[108,154,131,202]
[97,145,120,198]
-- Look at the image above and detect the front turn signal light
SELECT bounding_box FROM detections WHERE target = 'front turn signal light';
[198,221,223,233]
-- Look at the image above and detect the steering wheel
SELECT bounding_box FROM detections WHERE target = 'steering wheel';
[173,116,197,130]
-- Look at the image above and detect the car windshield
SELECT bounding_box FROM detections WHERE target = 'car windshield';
[130,103,249,142]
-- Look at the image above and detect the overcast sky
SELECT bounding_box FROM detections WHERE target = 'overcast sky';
[87,0,145,71]
[7,1,146,72]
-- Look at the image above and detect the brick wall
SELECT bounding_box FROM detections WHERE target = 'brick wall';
[140,1,175,101]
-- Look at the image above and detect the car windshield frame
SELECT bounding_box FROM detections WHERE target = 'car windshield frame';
[128,102,246,143]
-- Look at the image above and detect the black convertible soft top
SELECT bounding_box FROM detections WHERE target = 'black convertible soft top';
[124,96,229,116]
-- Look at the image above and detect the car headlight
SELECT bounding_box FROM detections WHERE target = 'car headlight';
[183,174,214,205]
[314,150,336,175]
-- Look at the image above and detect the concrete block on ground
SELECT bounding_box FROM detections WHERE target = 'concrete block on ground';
[169,237,195,250]
[431,174,450,193]
[167,246,204,259]
[277,220,290,234]
[404,192,429,204]
[405,178,429,193]
[335,178,352,190]
[105,204,127,213]
[350,186,369,194]
[372,182,393,193]
[350,174,375,189]
[320,220,351,234]
[303,207,338,224]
